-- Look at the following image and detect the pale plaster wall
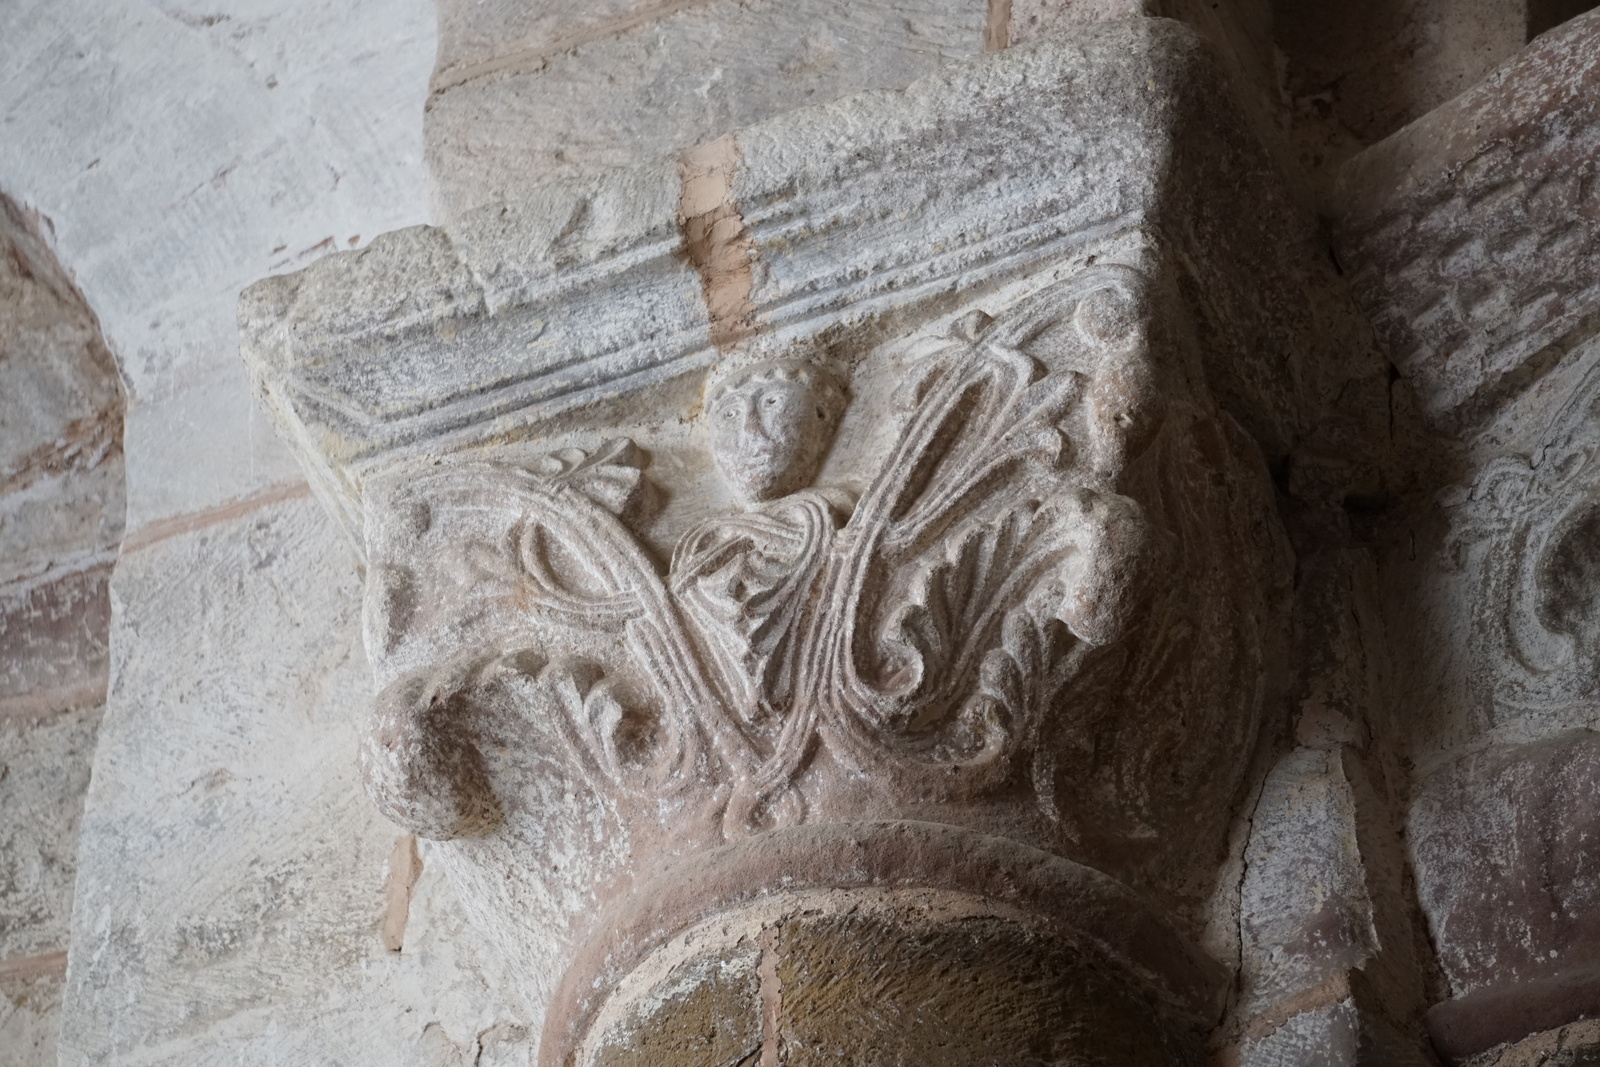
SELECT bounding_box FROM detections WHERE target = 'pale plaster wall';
[0,0,531,1063]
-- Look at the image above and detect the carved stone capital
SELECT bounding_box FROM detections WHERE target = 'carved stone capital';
[241,22,1321,1064]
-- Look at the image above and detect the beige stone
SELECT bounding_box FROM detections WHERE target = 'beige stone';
[6,0,1600,1063]
[234,22,1400,1061]
[423,0,988,220]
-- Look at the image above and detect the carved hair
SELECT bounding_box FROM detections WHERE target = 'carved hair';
[704,357,848,423]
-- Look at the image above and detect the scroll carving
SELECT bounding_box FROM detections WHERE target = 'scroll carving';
[357,261,1287,949]
[1449,361,1600,720]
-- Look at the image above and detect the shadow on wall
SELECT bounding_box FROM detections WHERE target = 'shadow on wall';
[1274,0,1600,207]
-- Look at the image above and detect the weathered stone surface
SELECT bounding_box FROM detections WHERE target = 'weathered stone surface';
[0,193,123,708]
[576,835,1218,1066]
[590,897,1201,1067]
[58,498,527,1066]
[0,196,122,572]
[1411,732,1600,1057]
[246,20,1335,538]
[586,938,762,1067]
[1395,343,1600,759]
[18,0,1579,1062]
[0,564,112,715]
[1470,1017,1600,1067]
[1378,293,1600,1059]
[0,705,101,962]
[423,0,1294,227]
[1238,748,1377,1018]
[0,969,66,1067]
[768,904,1199,1065]
[0,187,122,1067]
[1334,10,1600,429]
[1236,995,1444,1067]
[424,0,987,220]
[1225,738,1440,1066]
[0,0,435,531]
[0,4,516,1064]
[230,22,1409,1063]
[1006,0,1279,132]
[0,703,99,1067]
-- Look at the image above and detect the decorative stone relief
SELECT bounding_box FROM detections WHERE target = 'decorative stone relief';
[364,270,1172,836]
[1409,350,1600,1059]
[347,257,1288,1060]
[238,24,1337,1063]
[1446,353,1600,728]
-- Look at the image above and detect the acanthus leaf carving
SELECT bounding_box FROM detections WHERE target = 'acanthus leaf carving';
[1449,359,1600,718]
[357,261,1283,900]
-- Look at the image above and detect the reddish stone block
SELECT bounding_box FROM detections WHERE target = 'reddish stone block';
[1411,731,1600,1058]
[0,562,112,716]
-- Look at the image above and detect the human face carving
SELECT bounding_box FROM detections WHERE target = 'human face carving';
[710,373,831,503]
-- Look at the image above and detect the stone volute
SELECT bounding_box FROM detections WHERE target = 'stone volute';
[240,22,1334,1065]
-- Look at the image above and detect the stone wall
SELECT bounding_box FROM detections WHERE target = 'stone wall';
[1,0,1599,1064]
[0,195,122,1067]
[0,2,526,1064]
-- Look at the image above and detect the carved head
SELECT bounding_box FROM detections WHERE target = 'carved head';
[706,359,846,503]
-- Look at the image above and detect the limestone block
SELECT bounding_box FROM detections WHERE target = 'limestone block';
[1009,0,1277,131]
[118,370,303,536]
[0,705,101,961]
[0,463,122,593]
[0,970,65,1067]
[0,198,121,509]
[1334,10,1600,430]
[423,0,987,220]
[0,705,99,1067]
[1402,343,1600,758]
[0,560,111,719]
[0,193,123,589]
[57,498,526,1066]
[0,202,121,1053]
[1376,295,1600,1058]
[1227,743,1440,1065]
[431,0,666,87]
[1238,749,1377,1019]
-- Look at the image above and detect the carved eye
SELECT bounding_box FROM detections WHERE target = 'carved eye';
[764,395,779,407]
[722,407,737,420]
